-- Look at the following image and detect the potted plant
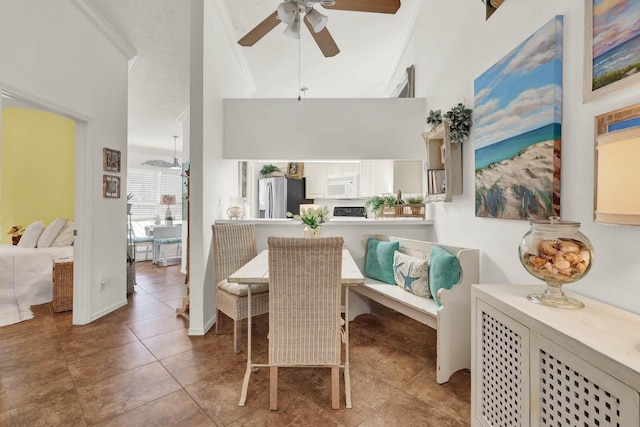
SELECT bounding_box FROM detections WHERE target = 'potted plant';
[260,164,281,177]
[444,103,473,144]
[286,206,329,237]
[427,104,473,144]
[405,195,425,216]
[365,196,385,218]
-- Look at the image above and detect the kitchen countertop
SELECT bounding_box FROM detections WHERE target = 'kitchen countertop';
[214,218,433,226]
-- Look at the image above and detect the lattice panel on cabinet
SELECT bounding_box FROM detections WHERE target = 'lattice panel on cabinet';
[480,310,524,426]
[539,349,621,427]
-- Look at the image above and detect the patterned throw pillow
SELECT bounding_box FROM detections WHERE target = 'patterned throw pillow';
[393,251,430,298]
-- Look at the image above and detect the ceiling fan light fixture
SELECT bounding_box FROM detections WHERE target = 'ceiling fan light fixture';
[320,0,336,6]
[283,15,300,39]
[170,135,181,169]
[277,1,298,24]
[306,8,328,33]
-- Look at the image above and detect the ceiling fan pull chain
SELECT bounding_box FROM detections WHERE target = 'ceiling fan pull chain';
[298,34,302,101]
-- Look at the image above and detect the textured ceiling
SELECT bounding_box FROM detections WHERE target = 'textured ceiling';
[85,0,418,153]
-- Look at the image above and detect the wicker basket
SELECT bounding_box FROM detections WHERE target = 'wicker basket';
[53,260,74,312]
[381,203,426,219]
[127,258,136,294]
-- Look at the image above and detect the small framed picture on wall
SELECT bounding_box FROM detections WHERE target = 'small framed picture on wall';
[103,147,121,172]
[286,162,304,179]
[103,175,120,198]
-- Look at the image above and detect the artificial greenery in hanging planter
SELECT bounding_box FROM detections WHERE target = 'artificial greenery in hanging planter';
[260,164,281,176]
[425,103,473,144]
[444,103,473,144]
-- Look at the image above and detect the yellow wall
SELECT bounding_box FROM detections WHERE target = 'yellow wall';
[1,107,75,244]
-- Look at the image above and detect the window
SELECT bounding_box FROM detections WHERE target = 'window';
[127,168,182,222]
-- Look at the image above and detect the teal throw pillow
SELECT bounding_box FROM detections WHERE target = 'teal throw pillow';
[393,251,430,298]
[428,245,461,306]
[365,239,400,285]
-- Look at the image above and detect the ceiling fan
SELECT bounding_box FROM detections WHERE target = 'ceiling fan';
[238,0,401,57]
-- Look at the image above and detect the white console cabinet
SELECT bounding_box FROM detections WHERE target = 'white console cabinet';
[472,284,640,427]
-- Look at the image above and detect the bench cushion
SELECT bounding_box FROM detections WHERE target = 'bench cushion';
[365,239,399,284]
[393,250,431,298]
[429,245,461,306]
[154,237,182,244]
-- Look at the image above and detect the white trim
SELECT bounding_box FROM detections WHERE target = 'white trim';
[90,299,128,322]
[69,0,137,60]
[212,0,256,93]
[0,85,93,325]
[382,1,425,96]
[188,313,215,336]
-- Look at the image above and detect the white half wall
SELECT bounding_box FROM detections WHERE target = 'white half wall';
[223,98,426,160]
[0,0,130,323]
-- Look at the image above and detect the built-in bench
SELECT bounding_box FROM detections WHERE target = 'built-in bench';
[348,235,479,384]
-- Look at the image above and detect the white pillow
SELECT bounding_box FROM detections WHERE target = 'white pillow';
[37,218,68,248]
[51,220,75,247]
[17,221,45,248]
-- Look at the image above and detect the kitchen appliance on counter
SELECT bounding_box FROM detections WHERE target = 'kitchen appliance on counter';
[333,206,367,219]
[258,177,307,218]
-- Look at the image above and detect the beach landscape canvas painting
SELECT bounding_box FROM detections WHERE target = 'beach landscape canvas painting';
[474,16,562,220]
[585,0,640,101]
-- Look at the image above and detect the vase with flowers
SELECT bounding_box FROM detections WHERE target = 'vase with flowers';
[286,206,329,237]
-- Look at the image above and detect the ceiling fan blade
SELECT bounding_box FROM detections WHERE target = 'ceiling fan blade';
[304,16,340,57]
[322,0,401,14]
[238,11,280,46]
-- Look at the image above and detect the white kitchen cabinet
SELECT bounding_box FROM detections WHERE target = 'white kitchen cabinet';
[472,284,640,427]
[304,162,325,199]
[360,160,393,197]
[325,162,360,178]
[392,160,423,194]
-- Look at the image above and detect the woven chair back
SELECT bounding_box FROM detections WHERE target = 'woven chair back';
[212,223,257,284]
[267,236,344,366]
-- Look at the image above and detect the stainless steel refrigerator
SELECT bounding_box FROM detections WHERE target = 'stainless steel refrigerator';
[258,177,306,218]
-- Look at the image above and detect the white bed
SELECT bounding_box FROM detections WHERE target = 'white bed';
[0,244,74,307]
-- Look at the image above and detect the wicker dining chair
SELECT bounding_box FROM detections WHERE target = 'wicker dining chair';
[212,223,269,353]
[267,236,345,410]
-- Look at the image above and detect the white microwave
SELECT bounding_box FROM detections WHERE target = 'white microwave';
[325,175,359,199]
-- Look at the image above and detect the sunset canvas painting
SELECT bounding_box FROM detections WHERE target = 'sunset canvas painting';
[474,16,563,220]
[591,0,640,92]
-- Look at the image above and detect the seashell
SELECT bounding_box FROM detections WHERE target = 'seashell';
[530,256,547,267]
[539,239,561,256]
[579,250,590,263]
[557,268,572,276]
[576,262,587,273]
[564,252,582,264]
[559,240,580,253]
[553,257,571,270]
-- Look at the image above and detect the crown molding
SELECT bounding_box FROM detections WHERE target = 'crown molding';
[212,0,256,94]
[378,0,424,96]
[69,0,137,60]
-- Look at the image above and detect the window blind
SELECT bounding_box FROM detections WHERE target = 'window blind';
[127,168,183,221]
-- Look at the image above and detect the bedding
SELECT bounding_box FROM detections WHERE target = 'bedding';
[0,244,73,307]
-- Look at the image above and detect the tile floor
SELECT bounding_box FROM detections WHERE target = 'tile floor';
[0,262,471,426]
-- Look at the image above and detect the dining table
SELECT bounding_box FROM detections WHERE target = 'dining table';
[227,247,364,409]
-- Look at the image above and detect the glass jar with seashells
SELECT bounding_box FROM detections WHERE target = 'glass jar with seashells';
[518,216,594,309]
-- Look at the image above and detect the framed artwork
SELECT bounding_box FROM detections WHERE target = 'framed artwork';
[391,65,415,98]
[103,147,121,172]
[286,162,304,179]
[584,0,640,102]
[474,16,563,220]
[103,175,120,198]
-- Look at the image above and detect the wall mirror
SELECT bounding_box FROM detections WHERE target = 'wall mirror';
[594,103,640,225]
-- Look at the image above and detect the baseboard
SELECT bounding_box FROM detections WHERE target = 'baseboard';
[188,313,216,336]
[91,298,127,322]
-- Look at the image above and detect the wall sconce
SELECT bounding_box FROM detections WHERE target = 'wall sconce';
[595,126,640,225]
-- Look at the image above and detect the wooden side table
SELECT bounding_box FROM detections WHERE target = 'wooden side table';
[52,259,73,312]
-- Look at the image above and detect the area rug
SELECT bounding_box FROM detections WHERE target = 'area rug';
[0,304,34,327]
